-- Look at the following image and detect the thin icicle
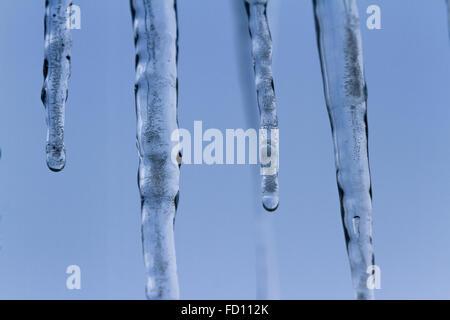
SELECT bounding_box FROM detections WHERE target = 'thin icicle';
[41,0,72,172]
[254,213,280,299]
[313,0,375,300]
[245,0,279,212]
[232,0,280,299]
[130,0,180,300]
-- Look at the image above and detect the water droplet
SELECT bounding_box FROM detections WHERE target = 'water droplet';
[262,194,279,212]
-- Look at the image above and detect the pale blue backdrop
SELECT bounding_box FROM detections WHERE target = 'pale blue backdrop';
[0,0,449,299]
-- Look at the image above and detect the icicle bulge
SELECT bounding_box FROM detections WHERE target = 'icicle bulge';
[245,0,280,212]
[313,0,375,300]
[131,0,180,300]
[41,0,72,172]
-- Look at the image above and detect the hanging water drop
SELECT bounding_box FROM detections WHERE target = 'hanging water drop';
[131,0,180,300]
[41,0,72,172]
[313,0,375,300]
[244,0,280,212]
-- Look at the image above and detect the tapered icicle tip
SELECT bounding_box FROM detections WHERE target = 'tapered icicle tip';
[262,194,279,212]
[46,144,66,172]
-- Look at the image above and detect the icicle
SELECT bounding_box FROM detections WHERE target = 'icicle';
[245,0,280,212]
[232,0,281,299]
[41,0,72,172]
[313,0,375,300]
[130,0,180,300]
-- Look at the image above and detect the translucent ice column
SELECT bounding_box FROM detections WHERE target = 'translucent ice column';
[313,0,375,300]
[245,0,279,212]
[232,0,280,299]
[41,0,72,172]
[131,0,180,299]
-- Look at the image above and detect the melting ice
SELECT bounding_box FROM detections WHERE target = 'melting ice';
[245,0,280,212]
[313,0,375,300]
[41,0,72,172]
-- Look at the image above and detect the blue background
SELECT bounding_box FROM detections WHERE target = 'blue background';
[0,0,449,299]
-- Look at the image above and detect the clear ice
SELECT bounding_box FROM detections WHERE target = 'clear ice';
[130,0,180,300]
[313,0,375,300]
[245,0,280,212]
[41,0,72,172]
[232,0,280,299]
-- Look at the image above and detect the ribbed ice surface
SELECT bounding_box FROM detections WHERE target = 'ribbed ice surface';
[41,0,72,172]
[313,0,375,300]
[245,0,279,212]
[131,0,180,300]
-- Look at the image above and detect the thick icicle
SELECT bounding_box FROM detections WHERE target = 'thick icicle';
[41,0,72,172]
[130,0,180,300]
[313,0,375,300]
[245,0,280,212]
